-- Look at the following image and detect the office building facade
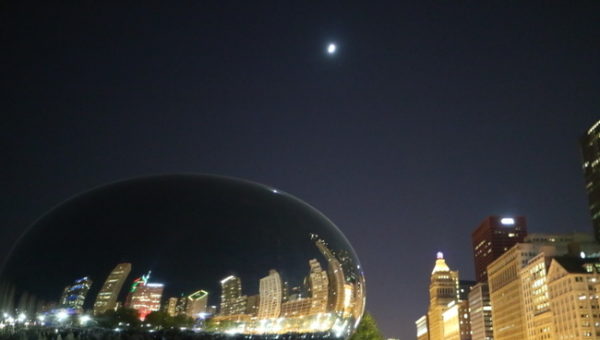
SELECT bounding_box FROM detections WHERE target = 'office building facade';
[60,276,93,311]
[581,119,600,242]
[258,270,282,319]
[472,216,528,283]
[93,263,132,315]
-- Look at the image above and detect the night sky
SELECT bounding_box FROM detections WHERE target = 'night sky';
[2,2,600,339]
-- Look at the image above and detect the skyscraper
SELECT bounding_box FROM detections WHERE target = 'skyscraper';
[427,252,459,340]
[488,243,542,340]
[258,269,282,319]
[547,256,600,340]
[580,119,600,241]
[442,300,471,340]
[472,216,528,282]
[60,277,93,312]
[313,235,346,314]
[219,275,246,315]
[166,297,178,317]
[93,263,132,315]
[415,315,430,340]
[307,258,329,315]
[128,282,164,320]
[519,250,557,340]
[468,283,492,340]
[186,290,208,318]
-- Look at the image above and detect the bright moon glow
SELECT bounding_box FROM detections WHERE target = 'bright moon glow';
[327,43,337,54]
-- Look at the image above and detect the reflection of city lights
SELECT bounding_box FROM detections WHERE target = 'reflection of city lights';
[56,311,69,322]
[17,313,27,322]
[79,315,91,325]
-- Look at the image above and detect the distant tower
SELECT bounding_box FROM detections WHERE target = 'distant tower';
[427,252,458,340]
[93,263,132,315]
[166,297,178,317]
[307,258,329,314]
[219,275,246,315]
[258,269,282,319]
[60,277,93,312]
[185,290,208,318]
[472,216,527,282]
[581,120,600,241]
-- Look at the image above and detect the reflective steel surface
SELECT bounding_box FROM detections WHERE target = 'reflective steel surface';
[0,175,365,339]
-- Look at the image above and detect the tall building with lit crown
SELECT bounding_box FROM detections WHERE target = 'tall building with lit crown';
[416,315,430,340]
[219,275,246,315]
[468,282,493,340]
[308,258,329,315]
[581,119,600,242]
[258,269,282,319]
[128,282,164,320]
[427,252,459,340]
[93,263,132,315]
[547,256,600,340]
[60,277,93,311]
[186,290,208,318]
[472,216,528,283]
[519,249,558,340]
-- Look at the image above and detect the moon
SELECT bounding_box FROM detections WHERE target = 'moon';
[327,43,337,55]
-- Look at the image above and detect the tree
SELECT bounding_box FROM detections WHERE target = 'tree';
[350,312,384,340]
[96,308,141,329]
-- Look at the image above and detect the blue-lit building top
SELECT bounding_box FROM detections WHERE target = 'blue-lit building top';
[60,277,93,312]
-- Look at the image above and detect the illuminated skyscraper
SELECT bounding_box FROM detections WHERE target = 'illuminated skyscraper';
[307,258,329,315]
[427,252,458,340]
[313,235,346,314]
[128,282,164,320]
[219,275,246,315]
[468,283,492,340]
[124,271,151,307]
[176,294,187,315]
[581,119,600,241]
[520,250,557,340]
[166,297,178,317]
[442,300,470,340]
[547,256,600,340]
[186,290,208,318]
[488,243,541,340]
[415,315,430,340]
[258,269,282,319]
[93,263,132,315]
[60,277,93,312]
[472,216,528,282]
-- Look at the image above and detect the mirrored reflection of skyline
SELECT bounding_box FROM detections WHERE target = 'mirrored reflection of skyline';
[0,175,365,338]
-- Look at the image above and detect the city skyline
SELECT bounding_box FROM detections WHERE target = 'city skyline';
[2,2,599,339]
[0,232,364,336]
[1,232,360,313]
